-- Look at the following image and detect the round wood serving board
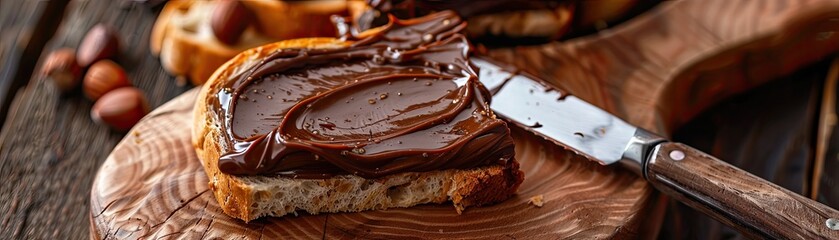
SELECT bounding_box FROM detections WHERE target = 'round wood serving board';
[89,1,839,238]
[90,88,655,239]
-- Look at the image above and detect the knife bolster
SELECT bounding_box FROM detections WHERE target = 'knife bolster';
[618,128,665,178]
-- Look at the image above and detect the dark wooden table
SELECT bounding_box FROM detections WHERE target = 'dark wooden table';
[0,1,189,239]
[2,1,837,239]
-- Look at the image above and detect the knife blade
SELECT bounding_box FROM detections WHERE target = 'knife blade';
[472,57,839,239]
[476,59,638,166]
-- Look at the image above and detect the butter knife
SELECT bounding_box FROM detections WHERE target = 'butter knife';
[473,57,839,239]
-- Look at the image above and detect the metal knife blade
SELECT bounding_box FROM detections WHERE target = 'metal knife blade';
[472,57,839,239]
[473,58,638,165]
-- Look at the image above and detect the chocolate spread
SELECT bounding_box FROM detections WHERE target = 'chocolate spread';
[368,0,566,18]
[360,0,567,31]
[210,11,515,178]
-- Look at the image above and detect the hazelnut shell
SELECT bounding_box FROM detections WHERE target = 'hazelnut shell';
[91,87,150,131]
[41,48,82,92]
[211,0,255,45]
[78,24,120,67]
[83,60,131,101]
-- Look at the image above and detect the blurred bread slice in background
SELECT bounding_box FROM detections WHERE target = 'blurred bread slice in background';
[151,0,355,85]
[150,0,653,85]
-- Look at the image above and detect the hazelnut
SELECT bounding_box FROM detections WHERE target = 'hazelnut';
[91,87,150,131]
[41,48,81,92]
[83,60,131,101]
[78,24,120,67]
[211,0,255,45]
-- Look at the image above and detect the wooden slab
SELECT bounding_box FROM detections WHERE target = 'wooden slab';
[487,0,839,134]
[90,88,654,239]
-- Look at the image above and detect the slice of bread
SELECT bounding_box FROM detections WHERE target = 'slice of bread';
[150,0,353,85]
[193,38,524,222]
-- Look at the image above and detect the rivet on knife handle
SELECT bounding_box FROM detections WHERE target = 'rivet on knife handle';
[645,142,839,239]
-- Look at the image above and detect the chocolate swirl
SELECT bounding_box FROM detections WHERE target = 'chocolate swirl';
[212,11,515,178]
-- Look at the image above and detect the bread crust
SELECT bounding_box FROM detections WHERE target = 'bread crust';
[193,38,523,222]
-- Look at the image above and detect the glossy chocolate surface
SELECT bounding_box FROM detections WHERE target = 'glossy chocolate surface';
[212,11,515,178]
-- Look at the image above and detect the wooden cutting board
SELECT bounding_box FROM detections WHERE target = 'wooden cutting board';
[487,0,839,135]
[89,88,655,239]
[90,0,839,239]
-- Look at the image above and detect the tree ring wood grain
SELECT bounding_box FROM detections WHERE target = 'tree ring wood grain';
[90,88,655,239]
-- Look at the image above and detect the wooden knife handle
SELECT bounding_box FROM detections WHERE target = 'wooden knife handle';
[646,142,839,239]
